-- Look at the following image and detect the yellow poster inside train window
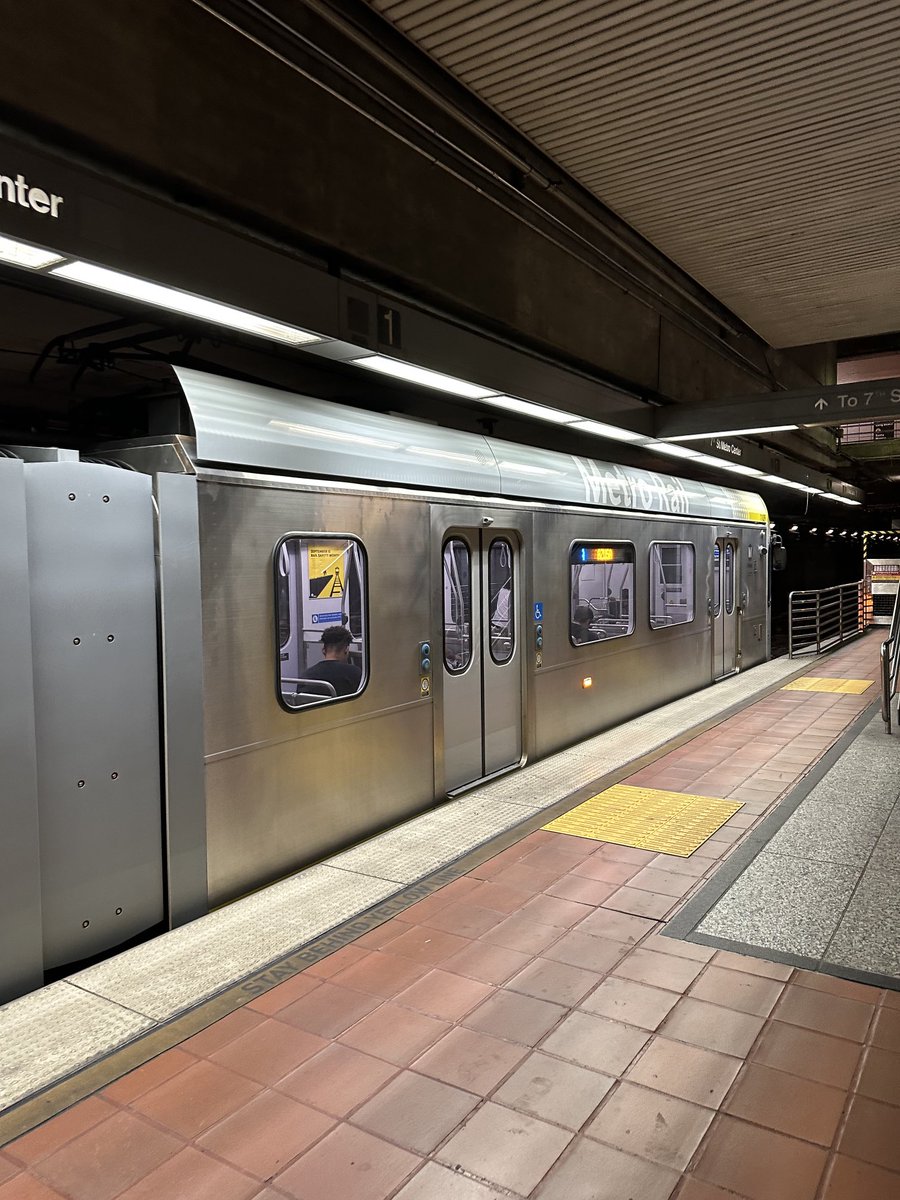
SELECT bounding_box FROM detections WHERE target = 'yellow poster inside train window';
[307,544,345,599]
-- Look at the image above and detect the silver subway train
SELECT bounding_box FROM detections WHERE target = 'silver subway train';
[0,369,771,1000]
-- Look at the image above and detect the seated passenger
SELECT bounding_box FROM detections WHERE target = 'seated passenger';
[570,604,600,644]
[305,625,362,697]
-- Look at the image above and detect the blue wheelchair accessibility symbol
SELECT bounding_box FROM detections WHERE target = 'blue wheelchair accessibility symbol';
[533,602,544,621]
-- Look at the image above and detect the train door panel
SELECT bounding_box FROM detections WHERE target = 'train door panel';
[25,462,164,969]
[712,534,739,678]
[484,535,519,773]
[439,517,523,792]
[441,534,482,788]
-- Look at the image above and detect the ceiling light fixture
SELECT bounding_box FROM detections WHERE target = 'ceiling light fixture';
[643,441,702,459]
[0,234,65,270]
[354,354,500,399]
[569,419,648,443]
[681,452,725,468]
[51,260,323,347]
[481,395,581,425]
[711,461,766,477]
[664,424,799,441]
[758,475,823,494]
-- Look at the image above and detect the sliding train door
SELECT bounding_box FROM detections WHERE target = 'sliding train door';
[438,513,524,793]
[712,534,739,678]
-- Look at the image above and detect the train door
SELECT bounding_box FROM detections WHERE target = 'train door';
[438,519,523,792]
[712,534,739,678]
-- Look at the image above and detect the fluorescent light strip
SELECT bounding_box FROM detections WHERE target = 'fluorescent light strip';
[759,474,823,493]
[643,440,701,459]
[50,260,322,347]
[691,453,732,468]
[482,394,581,425]
[355,354,500,400]
[664,424,799,441]
[352,359,653,441]
[0,235,64,270]
[709,460,765,477]
[661,449,771,483]
[570,419,647,443]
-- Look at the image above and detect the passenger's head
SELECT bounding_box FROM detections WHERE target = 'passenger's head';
[321,625,352,658]
[573,605,593,628]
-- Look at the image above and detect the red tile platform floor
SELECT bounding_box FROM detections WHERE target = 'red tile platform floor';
[2,635,896,1200]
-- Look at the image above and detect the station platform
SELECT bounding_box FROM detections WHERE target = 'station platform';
[1,631,898,1200]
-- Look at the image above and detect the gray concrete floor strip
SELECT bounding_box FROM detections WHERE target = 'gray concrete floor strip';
[667,702,900,990]
[665,701,881,944]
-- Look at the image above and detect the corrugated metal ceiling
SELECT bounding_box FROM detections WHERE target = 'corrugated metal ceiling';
[369,0,900,348]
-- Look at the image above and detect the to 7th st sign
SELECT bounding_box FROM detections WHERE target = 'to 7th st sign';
[815,385,900,413]
[655,377,900,439]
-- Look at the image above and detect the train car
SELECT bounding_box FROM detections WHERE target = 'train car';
[0,368,770,1001]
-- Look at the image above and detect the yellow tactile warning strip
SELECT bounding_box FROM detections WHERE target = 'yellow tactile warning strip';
[544,783,742,857]
[781,676,874,694]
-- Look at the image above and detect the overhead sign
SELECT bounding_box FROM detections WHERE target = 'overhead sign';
[692,436,773,473]
[655,377,900,439]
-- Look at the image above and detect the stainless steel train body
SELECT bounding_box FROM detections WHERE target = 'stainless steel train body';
[0,369,770,1000]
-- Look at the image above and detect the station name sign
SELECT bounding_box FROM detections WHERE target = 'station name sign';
[0,170,64,218]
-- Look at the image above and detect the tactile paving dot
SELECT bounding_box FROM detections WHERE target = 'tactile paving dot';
[543,784,742,857]
[781,676,874,694]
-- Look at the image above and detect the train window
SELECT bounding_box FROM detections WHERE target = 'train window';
[570,543,635,645]
[725,543,735,614]
[488,538,515,664]
[274,535,368,710]
[649,543,695,629]
[713,544,721,617]
[443,538,472,673]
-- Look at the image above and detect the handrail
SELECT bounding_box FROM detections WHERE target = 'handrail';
[788,579,865,658]
[880,586,900,732]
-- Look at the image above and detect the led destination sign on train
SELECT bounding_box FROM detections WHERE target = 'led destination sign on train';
[578,546,624,563]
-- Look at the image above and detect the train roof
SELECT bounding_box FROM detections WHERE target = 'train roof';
[174,367,768,525]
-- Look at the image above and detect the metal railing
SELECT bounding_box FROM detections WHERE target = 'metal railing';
[880,587,900,732]
[788,580,865,658]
